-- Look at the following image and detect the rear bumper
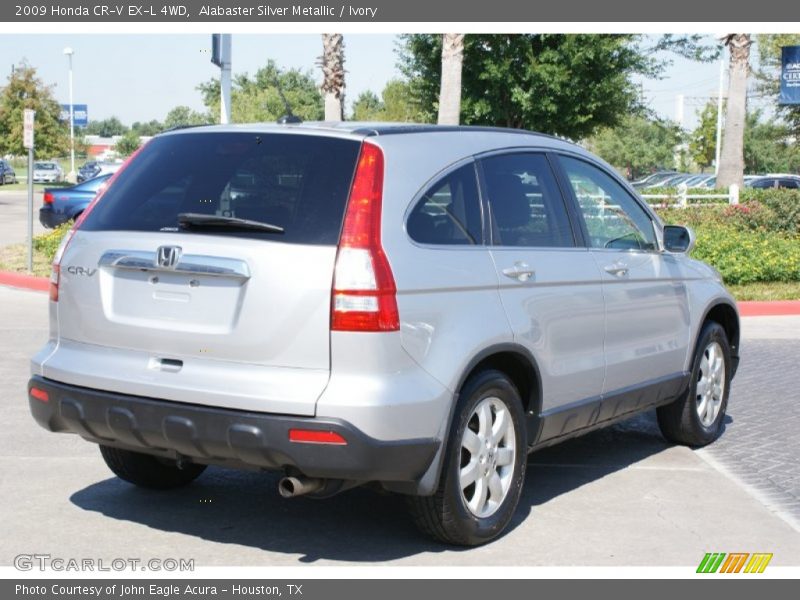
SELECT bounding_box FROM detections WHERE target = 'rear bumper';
[28,375,439,484]
[39,207,68,229]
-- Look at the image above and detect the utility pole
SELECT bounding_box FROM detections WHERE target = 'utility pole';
[211,34,232,125]
[63,47,76,183]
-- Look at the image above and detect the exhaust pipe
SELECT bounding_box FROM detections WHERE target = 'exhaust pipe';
[278,476,325,498]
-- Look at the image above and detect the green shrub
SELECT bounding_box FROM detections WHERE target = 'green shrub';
[690,225,800,285]
[33,223,71,263]
[657,204,800,285]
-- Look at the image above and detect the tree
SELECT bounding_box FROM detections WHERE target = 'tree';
[198,61,323,123]
[399,34,663,139]
[717,34,752,188]
[163,106,207,129]
[84,117,128,137]
[0,62,69,158]
[131,120,164,136]
[320,34,345,121]
[689,101,719,171]
[743,110,800,174]
[115,130,141,157]
[587,115,683,180]
[755,34,800,135]
[351,90,384,121]
[438,34,465,125]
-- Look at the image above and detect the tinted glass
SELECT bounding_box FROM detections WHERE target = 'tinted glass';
[407,163,482,245]
[75,174,112,192]
[81,133,361,245]
[560,156,657,251]
[751,178,775,189]
[779,179,799,189]
[481,153,574,248]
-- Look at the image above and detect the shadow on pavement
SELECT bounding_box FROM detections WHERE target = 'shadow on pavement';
[70,410,679,562]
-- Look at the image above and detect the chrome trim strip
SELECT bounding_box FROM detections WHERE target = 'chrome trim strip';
[99,250,251,280]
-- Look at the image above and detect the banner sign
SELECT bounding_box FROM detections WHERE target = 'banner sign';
[780,46,800,105]
[59,104,88,127]
[23,108,35,149]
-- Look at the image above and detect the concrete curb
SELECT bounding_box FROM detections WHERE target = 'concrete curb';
[1,269,800,316]
[0,271,49,293]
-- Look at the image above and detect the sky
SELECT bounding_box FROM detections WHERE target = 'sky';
[0,34,771,132]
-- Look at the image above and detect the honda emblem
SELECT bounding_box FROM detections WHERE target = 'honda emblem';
[155,246,182,269]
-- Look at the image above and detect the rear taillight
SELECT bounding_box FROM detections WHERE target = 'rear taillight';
[43,191,54,205]
[331,142,399,332]
[50,144,148,303]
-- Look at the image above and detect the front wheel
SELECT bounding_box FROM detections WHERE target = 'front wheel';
[408,369,527,546]
[657,321,731,447]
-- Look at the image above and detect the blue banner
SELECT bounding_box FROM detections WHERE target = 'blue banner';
[780,46,800,105]
[59,104,88,127]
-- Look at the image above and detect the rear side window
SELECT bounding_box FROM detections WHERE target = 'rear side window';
[80,132,361,245]
[407,163,482,245]
[481,153,574,248]
[751,178,775,189]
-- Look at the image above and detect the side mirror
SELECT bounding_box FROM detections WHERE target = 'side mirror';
[662,225,695,254]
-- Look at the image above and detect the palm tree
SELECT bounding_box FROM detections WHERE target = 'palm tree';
[438,34,465,125]
[320,34,345,121]
[717,34,752,188]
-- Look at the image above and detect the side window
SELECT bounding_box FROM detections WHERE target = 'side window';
[560,156,657,251]
[779,179,799,189]
[407,163,482,245]
[751,178,775,189]
[481,153,574,248]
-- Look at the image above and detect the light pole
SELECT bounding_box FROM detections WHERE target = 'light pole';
[63,46,76,183]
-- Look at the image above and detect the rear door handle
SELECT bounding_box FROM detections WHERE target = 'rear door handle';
[604,261,629,277]
[502,262,535,282]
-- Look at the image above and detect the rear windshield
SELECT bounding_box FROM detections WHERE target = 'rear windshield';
[80,132,362,245]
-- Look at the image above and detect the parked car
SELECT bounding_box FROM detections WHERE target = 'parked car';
[77,161,99,183]
[77,161,123,183]
[681,174,714,188]
[31,161,64,183]
[631,170,677,188]
[28,123,740,546]
[39,173,113,228]
[0,159,16,185]
[746,175,800,189]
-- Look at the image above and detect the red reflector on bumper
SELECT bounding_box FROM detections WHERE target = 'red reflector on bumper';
[30,387,49,402]
[288,429,347,445]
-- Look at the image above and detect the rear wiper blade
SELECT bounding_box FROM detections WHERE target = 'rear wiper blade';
[177,212,284,233]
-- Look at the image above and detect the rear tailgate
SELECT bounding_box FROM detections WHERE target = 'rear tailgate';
[38,130,362,416]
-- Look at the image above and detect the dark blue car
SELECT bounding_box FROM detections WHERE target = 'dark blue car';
[39,173,112,228]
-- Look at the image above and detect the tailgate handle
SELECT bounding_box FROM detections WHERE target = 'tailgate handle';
[99,250,250,280]
[149,357,183,373]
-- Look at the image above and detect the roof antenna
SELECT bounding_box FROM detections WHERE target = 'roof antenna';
[273,76,302,125]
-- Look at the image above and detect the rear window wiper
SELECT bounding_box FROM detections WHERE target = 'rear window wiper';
[177,212,284,233]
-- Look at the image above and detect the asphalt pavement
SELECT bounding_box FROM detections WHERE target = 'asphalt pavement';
[0,285,798,567]
[0,190,48,246]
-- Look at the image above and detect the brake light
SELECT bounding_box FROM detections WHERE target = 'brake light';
[50,144,148,303]
[288,429,347,445]
[331,142,399,332]
[43,191,54,205]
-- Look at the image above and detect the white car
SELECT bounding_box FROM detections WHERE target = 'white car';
[31,161,64,183]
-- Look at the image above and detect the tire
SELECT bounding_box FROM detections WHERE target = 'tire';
[657,321,731,447]
[408,369,527,546]
[99,445,206,489]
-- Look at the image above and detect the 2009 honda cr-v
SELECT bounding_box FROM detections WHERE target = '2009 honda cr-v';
[28,123,739,545]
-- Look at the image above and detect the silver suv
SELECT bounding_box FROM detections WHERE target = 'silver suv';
[28,123,739,545]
